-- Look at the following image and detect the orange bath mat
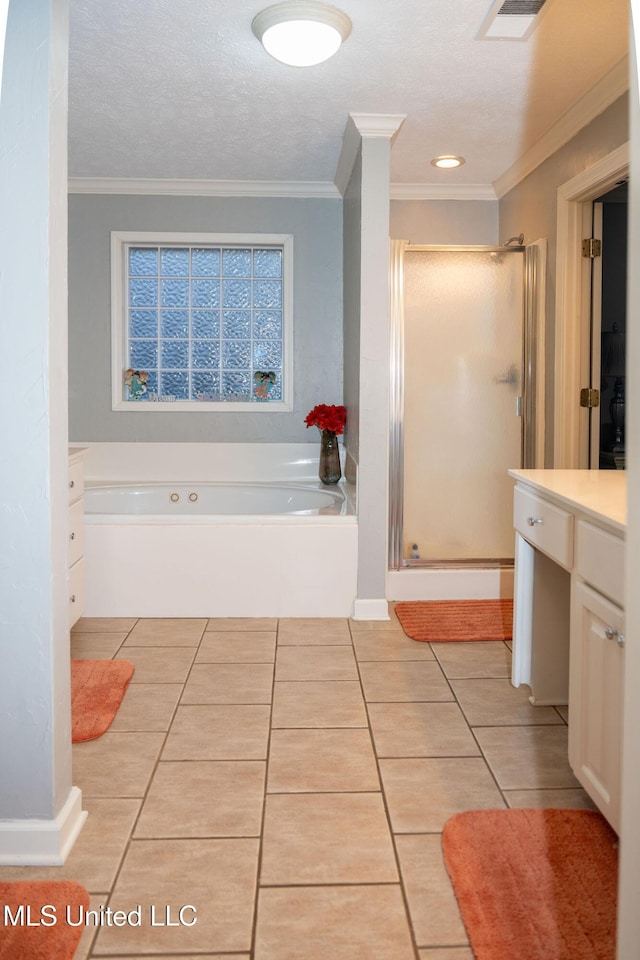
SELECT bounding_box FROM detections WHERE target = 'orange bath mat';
[0,880,90,960]
[71,658,134,742]
[442,808,618,960]
[395,598,513,642]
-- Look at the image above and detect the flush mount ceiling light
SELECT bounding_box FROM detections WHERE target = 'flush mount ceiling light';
[431,155,466,169]
[252,1,352,67]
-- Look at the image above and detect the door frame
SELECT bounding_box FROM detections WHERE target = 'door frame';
[590,201,605,468]
[554,142,630,466]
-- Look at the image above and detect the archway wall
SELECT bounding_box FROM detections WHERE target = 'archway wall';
[0,0,82,863]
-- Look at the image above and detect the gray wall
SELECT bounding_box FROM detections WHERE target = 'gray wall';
[499,93,629,463]
[390,199,499,245]
[68,194,343,442]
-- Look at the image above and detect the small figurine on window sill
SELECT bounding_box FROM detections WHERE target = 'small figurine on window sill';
[124,368,148,400]
[253,370,276,400]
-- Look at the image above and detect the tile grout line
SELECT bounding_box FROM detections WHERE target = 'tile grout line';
[85,618,207,960]
[361,622,461,956]
[348,616,422,960]
[81,616,142,960]
[78,616,137,960]
[449,638,573,811]
[433,638,513,813]
[247,618,278,960]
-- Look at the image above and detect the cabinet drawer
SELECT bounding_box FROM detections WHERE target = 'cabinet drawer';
[68,497,84,568]
[69,558,84,628]
[68,460,84,504]
[576,520,624,606]
[514,485,574,569]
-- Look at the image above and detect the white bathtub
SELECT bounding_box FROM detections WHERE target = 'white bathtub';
[85,482,350,518]
[82,473,358,618]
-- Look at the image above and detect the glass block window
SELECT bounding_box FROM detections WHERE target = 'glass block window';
[112,233,292,411]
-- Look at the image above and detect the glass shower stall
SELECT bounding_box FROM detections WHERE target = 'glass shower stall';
[389,241,543,569]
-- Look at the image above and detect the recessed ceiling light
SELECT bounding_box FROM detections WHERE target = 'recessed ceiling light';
[431,156,466,169]
[252,1,352,67]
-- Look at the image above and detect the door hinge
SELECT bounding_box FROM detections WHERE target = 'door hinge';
[580,387,600,408]
[582,238,601,258]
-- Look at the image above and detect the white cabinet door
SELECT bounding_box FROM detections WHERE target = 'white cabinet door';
[569,578,624,832]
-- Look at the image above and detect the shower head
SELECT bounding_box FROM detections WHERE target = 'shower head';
[503,234,525,247]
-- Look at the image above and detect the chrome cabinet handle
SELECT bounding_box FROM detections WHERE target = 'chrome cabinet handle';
[605,626,625,647]
[69,479,75,489]
[70,594,76,603]
[70,531,75,540]
[527,517,543,526]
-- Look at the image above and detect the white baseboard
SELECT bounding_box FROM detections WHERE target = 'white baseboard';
[386,566,514,601]
[352,598,390,620]
[0,787,87,865]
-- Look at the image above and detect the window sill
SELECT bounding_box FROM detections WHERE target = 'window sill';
[112,399,293,413]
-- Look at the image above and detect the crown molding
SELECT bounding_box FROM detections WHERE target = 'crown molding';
[67,177,341,198]
[390,183,497,201]
[68,175,496,202]
[349,113,407,139]
[334,112,406,196]
[494,55,629,199]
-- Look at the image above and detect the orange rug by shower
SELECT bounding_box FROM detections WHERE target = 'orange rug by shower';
[395,598,513,642]
[0,880,90,960]
[71,658,134,742]
[442,808,618,960]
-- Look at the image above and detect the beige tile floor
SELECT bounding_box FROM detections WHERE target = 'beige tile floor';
[3,608,596,959]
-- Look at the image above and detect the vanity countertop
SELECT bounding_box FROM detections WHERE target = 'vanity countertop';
[508,469,627,533]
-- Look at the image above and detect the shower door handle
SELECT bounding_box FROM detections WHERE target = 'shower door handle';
[515,396,523,417]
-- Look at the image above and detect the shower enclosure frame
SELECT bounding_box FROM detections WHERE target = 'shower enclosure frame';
[388,240,544,571]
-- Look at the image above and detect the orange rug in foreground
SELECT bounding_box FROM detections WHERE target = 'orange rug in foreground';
[71,658,134,742]
[0,880,90,960]
[442,808,618,960]
[395,598,513,642]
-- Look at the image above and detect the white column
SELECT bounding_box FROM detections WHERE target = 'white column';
[337,113,406,620]
[0,0,86,864]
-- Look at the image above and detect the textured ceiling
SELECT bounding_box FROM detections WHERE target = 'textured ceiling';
[68,0,629,186]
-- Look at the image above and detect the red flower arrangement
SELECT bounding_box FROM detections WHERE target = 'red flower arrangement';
[305,404,346,435]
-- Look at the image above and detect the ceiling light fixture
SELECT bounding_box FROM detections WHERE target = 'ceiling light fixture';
[431,156,466,169]
[252,1,352,67]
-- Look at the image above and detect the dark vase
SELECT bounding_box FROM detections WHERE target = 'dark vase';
[319,429,341,485]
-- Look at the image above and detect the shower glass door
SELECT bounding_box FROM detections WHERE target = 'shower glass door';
[402,248,524,562]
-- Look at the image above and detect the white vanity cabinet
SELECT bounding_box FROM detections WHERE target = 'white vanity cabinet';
[68,448,86,627]
[509,469,626,832]
[569,521,625,833]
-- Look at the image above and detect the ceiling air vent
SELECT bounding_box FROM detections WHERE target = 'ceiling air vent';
[478,0,550,40]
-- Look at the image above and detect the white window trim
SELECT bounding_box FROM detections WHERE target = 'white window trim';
[110,231,294,412]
